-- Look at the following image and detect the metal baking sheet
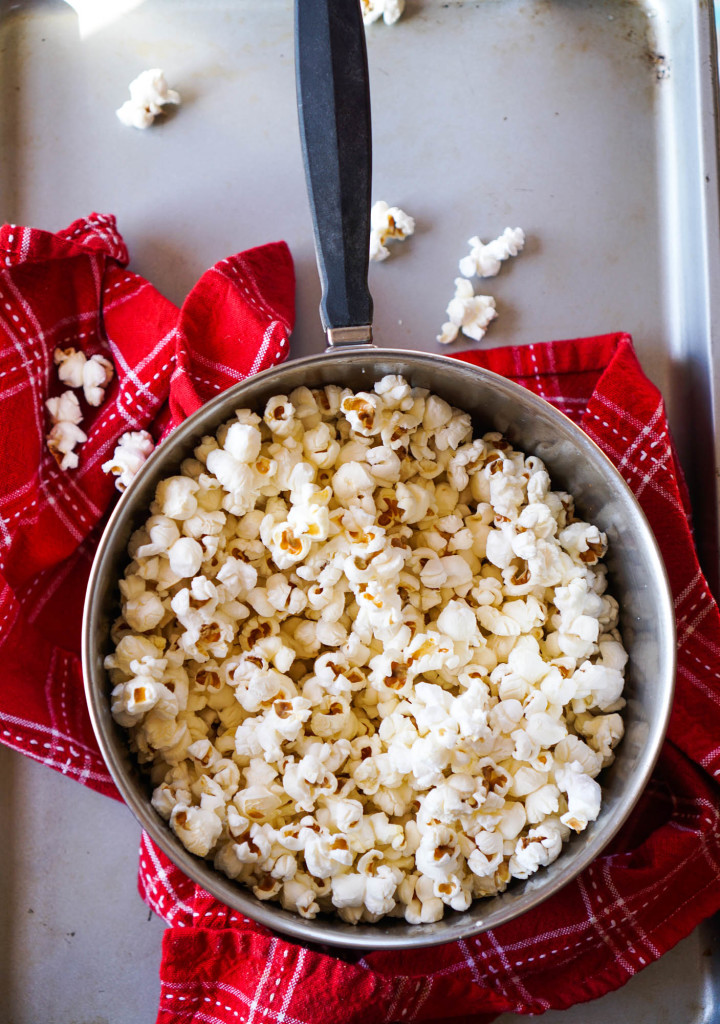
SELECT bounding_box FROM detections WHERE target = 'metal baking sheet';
[1,0,720,1020]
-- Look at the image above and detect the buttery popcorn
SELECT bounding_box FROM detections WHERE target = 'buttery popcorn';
[361,0,405,26]
[369,201,415,263]
[54,347,114,406]
[45,391,87,470]
[108,376,627,925]
[459,227,526,279]
[116,68,181,130]
[46,346,115,469]
[437,278,497,346]
[102,430,155,492]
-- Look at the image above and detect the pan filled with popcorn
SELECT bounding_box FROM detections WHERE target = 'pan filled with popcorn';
[82,0,676,948]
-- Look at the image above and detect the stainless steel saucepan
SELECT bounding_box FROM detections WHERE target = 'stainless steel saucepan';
[82,0,676,949]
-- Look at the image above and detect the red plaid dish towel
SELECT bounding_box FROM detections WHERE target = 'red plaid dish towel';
[0,213,293,794]
[2,215,720,1023]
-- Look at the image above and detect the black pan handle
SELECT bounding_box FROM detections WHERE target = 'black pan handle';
[295,0,374,346]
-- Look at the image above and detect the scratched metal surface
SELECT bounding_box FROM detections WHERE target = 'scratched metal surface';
[1,0,719,1021]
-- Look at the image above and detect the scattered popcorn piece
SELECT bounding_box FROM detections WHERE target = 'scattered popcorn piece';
[83,355,115,406]
[46,422,87,471]
[53,347,86,389]
[53,347,115,406]
[369,201,415,262]
[459,228,526,279]
[361,0,405,26]
[109,374,627,925]
[437,278,497,345]
[116,68,181,130]
[45,391,87,470]
[102,430,155,492]
[46,390,83,427]
[437,321,461,346]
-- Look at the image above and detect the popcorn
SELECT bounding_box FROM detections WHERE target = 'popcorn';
[575,712,624,763]
[369,200,415,262]
[289,386,321,425]
[437,278,497,345]
[525,784,561,824]
[82,355,115,406]
[102,430,155,492]
[253,877,283,901]
[124,588,165,632]
[168,537,204,578]
[233,786,284,825]
[459,227,525,279]
[361,0,405,26]
[467,830,504,877]
[111,675,161,726]
[423,394,452,431]
[105,633,165,678]
[359,856,403,916]
[53,348,86,389]
[396,481,432,524]
[524,711,567,748]
[110,375,627,926]
[365,445,402,484]
[283,753,337,812]
[434,873,473,912]
[264,395,297,439]
[46,389,82,429]
[45,391,87,470]
[303,422,341,469]
[570,660,625,712]
[288,501,330,546]
[170,803,223,857]
[53,347,115,405]
[116,68,181,129]
[206,449,257,515]
[322,795,364,832]
[153,476,199,520]
[304,831,354,878]
[555,761,602,832]
[316,620,348,647]
[404,873,445,924]
[509,819,564,879]
[280,874,322,919]
[331,872,367,911]
[435,412,472,453]
[553,734,602,777]
[224,422,263,464]
[332,461,376,509]
[415,825,461,882]
[261,573,301,615]
[439,554,474,590]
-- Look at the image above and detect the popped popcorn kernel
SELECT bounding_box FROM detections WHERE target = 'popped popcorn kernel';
[459,227,526,279]
[361,0,405,27]
[53,347,115,406]
[438,278,497,345]
[109,374,627,924]
[102,430,155,492]
[45,391,87,470]
[83,354,115,406]
[117,68,181,129]
[53,347,86,389]
[369,201,415,262]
